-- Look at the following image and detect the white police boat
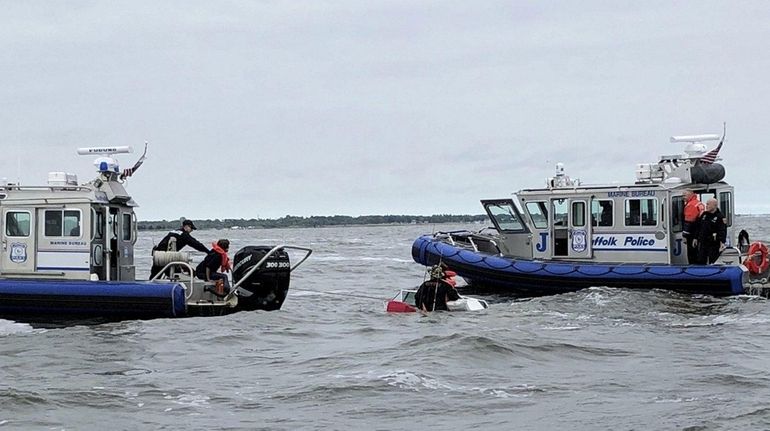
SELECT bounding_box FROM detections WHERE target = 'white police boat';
[413,132,770,297]
[0,146,311,322]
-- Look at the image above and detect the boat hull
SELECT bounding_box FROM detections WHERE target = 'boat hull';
[0,279,188,320]
[412,235,746,297]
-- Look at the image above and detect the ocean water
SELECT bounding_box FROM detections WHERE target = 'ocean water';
[2,216,770,430]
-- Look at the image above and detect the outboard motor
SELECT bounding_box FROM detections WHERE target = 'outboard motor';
[232,246,291,311]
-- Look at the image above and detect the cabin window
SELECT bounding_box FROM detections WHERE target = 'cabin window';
[571,201,586,227]
[552,199,568,227]
[719,191,732,226]
[671,196,683,233]
[5,211,31,237]
[122,213,132,241]
[44,209,81,237]
[525,202,549,229]
[486,203,525,231]
[591,200,613,227]
[92,211,105,240]
[624,198,658,227]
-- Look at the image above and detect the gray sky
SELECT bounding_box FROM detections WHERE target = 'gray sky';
[2,1,769,220]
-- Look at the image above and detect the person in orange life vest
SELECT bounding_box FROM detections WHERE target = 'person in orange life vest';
[682,190,705,264]
[195,239,232,295]
[693,198,727,265]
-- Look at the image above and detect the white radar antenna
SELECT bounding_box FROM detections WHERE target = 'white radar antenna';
[77,146,133,175]
[669,134,720,158]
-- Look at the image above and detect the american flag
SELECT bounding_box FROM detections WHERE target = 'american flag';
[699,141,722,165]
[120,142,148,180]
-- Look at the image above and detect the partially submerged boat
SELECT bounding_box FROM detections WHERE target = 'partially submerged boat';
[385,289,489,312]
[0,146,311,321]
[412,132,770,297]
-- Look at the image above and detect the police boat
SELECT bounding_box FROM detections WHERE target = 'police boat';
[412,132,770,298]
[0,146,311,321]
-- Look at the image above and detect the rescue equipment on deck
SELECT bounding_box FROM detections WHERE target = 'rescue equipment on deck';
[744,241,770,275]
[152,251,191,268]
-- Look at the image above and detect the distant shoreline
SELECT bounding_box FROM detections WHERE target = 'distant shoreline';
[138,212,768,231]
[137,215,490,231]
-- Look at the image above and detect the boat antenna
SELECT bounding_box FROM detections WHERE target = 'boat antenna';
[719,122,726,145]
[120,142,149,180]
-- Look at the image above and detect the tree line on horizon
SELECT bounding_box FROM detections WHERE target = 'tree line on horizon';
[137,214,490,230]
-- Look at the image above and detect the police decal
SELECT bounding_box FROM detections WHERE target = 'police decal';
[10,243,27,263]
[572,229,587,253]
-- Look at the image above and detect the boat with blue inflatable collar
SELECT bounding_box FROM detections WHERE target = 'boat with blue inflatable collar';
[412,129,770,297]
[0,145,311,322]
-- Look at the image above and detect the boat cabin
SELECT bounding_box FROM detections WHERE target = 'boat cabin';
[481,135,735,264]
[0,148,138,282]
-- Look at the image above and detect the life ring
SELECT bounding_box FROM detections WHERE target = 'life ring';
[744,241,769,275]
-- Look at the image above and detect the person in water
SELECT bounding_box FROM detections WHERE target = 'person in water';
[196,239,232,296]
[682,190,705,264]
[415,265,460,312]
[693,198,727,265]
[150,219,210,279]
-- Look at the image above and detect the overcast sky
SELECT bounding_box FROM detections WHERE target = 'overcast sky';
[1,1,768,220]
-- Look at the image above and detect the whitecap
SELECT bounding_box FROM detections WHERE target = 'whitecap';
[378,370,454,392]
[0,319,35,336]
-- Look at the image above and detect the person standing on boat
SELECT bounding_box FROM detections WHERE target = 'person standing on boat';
[682,190,705,264]
[149,219,210,279]
[196,239,232,296]
[693,198,727,265]
[415,266,460,311]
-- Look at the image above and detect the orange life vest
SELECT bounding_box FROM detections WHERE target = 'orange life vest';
[211,242,232,272]
[684,195,704,222]
[443,269,457,287]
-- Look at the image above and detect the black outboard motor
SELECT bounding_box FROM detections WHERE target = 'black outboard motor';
[232,246,291,311]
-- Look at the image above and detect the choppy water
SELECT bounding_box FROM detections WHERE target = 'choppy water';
[2,216,770,430]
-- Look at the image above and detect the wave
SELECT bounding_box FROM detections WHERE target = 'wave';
[0,319,35,336]
[393,333,632,365]
[0,388,50,407]
[310,255,413,263]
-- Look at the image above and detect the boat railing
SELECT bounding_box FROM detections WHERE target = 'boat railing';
[225,245,313,301]
[716,246,743,266]
[0,185,93,192]
[437,230,502,255]
[150,261,196,299]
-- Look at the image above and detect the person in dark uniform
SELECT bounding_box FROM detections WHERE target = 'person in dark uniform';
[598,201,613,227]
[149,219,209,279]
[693,198,727,265]
[415,266,461,312]
[195,239,232,296]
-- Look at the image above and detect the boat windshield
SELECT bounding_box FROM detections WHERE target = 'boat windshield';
[486,203,524,231]
[525,202,548,229]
